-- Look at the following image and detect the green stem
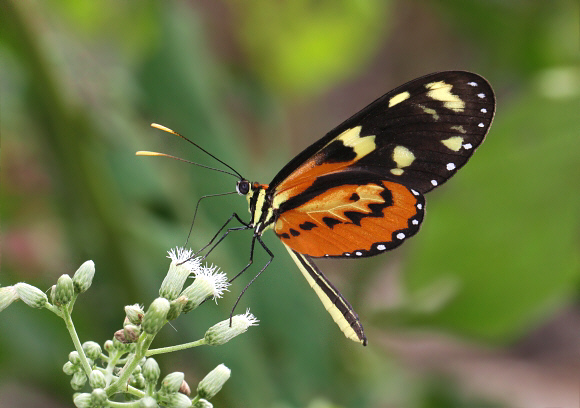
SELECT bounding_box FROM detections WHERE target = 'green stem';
[61,306,92,376]
[104,349,122,385]
[107,400,142,408]
[44,302,62,317]
[125,384,146,399]
[105,332,155,397]
[146,338,206,356]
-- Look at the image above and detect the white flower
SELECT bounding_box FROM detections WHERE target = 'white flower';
[197,364,231,400]
[0,286,18,312]
[204,309,259,346]
[167,247,202,273]
[180,265,229,313]
[160,248,202,300]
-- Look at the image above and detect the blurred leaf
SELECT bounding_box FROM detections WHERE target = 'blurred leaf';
[383,77,580,341]
[228,0,390,97]
[434,0,578,74]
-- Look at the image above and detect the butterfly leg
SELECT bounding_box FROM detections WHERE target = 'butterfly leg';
[183,191,238,248]
[229,234,274,324]
[227,235,257,284]
[191,212,250,260]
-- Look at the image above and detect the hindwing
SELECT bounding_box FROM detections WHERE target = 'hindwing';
[274,174,425,258]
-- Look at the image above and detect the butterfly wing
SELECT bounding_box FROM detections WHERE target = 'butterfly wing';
[266,71,495,344]
[274,173,425,257]
[270,71,494,258]
[284,245,367,345]
[269,71,495,199]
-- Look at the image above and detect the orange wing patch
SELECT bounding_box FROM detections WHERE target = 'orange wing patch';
[274,180,424,258]
[272,126,376,209]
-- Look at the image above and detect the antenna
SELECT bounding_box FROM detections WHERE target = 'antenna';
[136,151,240,178]
[149,123,243,179]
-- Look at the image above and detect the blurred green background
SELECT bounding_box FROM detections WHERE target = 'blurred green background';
[1,0,579,407]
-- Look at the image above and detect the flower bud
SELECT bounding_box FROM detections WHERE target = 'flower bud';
[204,310,259,346]
[73,393,92,408]
[0,286,18,312]
[63,361,76,375]
[166,392,192,408]
[166,296,188,321]
[125,304,144,325]
[73,260,95,293]
[69,351,81,365]
[82,341,102,360]
[161,372,185,394]
[197,364,230,400]
[114,329,129,344]
[91,388,107,405]
[143,358,160,385]
[133,373,146,389]
[14,283,48,308]
[181,267,228,313]
[180,379,191,396]
[89,370,107,389]
[54,274,74,306]
[103,340,114,352]
[160,248,200,300]
[71,370,87,390]
[124,324,141,343]
[194,399,213,408]
[142,298,170,334]
[139,396,158,408]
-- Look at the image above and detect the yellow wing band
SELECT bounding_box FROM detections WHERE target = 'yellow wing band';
[284,244,367,345]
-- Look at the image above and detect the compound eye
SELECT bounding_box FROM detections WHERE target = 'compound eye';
[236,180,250,195]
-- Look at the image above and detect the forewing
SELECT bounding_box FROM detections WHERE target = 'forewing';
[268,71,495,197]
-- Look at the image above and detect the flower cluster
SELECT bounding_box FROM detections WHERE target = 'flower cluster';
[1,247,259,407]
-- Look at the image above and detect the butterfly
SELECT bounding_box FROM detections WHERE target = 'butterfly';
[140,71,495,346]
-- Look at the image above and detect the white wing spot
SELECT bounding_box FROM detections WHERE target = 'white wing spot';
[478,122,485,128]
[412,219,419,225]
[481,108,487,113]
[478,93,486,99]
[411,189,419,196]
[417,203,423,210]
[446,162,456,171]
[345,253,351,257]
[464,143,473,150]
[355,251,363,256]
[468,82,478,87]
[431,179,438,186]
[396,233,405,240]
[377,244,386,251]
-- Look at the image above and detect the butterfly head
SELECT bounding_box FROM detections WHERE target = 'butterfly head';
[236,180,274,233]
[236,179,251,196]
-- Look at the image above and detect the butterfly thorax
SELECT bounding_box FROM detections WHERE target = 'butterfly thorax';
[237,180,276,235]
